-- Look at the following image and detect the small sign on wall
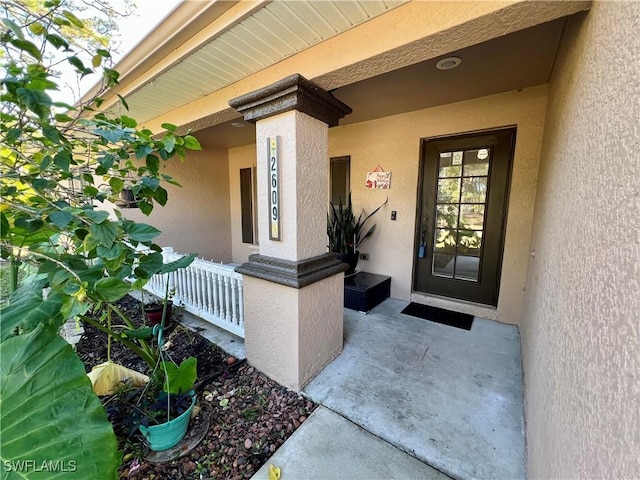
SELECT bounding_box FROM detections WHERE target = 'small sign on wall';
[365,165,391,189]
[268,137,281,241]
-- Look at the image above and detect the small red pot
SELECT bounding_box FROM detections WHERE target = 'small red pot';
[144,301,173,325]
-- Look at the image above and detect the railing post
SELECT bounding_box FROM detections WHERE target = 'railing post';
[238,281,244,329]
[217,273,224,319]
[231,278,238,325]
[211,273,219,317]
[224,276,231,322]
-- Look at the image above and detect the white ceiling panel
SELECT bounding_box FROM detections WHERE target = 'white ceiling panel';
[120,0,408,124]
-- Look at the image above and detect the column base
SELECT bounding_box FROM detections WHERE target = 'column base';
[243,272,344,391]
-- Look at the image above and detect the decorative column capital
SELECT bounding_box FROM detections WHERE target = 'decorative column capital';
[235,253,347,289]
[229,74,352,127]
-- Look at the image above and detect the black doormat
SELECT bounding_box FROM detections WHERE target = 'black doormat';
[401,303,474,331]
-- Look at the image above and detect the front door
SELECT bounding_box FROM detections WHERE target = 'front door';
[414,128,515,305]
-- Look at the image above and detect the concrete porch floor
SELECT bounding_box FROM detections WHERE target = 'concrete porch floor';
[180,295,526,479]
[299,298,527,480]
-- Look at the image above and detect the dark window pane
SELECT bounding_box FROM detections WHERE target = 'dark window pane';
[454,255,480,282]
[458,230,483,256]
[330,156,350,206]
[463,148,490,176]
[240,168,253,244]
[439,152,461,177]
[459,204,485,230]
[461,177,487,203]
[436,204,459,228]
[437,178,461,203]
[434,229,457,254]
[432,253,455,278]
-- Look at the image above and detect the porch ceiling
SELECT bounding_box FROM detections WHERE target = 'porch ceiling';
[116,0,409,124]
[197,17,566,149]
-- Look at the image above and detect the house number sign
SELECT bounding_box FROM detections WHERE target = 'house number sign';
[268,137,281,241]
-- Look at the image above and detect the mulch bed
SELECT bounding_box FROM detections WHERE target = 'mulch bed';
[76,296,316,479]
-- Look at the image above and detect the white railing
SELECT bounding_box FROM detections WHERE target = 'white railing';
[144,248,245,338]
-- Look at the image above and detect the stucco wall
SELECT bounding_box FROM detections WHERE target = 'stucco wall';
[329,86,548,325]
[228,87,547,324]
[520,4,640,479]
[243,274,343,391]
[123,147,232,262]
[255,111,329,261]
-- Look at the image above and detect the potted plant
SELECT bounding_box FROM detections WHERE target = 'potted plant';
[139,283,177,326]
[143,299,173,326]
[137,353,198,451]
[327,193,387,274]
[115,187,139,208]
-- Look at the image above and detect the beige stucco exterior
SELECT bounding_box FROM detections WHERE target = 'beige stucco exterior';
[239,105,345,392]
[103,1,639,477]
[255,111,329,261]
[243,274,344,391]
[122,148,232,262]
[227,86,548,325]
[520,4,640,478]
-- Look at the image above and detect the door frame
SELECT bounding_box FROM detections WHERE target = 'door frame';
[412,126,516,306]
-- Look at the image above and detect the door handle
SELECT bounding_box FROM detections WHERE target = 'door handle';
[418,224,427,258]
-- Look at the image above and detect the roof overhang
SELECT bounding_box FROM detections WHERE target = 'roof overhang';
[91,0,591,145]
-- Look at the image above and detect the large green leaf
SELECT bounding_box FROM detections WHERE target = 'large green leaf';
[0,280,63,342]
[49,210,73,229]
[158,253,196,274]
[88,221,118,248]
[10,38,42,61]
[16,88,51,121]
[0,326,120,479]
[124,222,160,242]
[134,252,164,278]
[183,135,201,150]
[93,277,130,302]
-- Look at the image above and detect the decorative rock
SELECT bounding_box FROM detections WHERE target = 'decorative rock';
[80,297,319,480]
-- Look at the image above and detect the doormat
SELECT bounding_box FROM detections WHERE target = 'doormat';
[400,303,473,331]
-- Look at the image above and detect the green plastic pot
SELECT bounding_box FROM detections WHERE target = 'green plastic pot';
[139,391,196,451]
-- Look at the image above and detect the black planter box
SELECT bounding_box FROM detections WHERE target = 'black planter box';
[344,272,391,313]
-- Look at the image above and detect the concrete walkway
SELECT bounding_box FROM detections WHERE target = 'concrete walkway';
[253,406,449,480]
[250,298,526,480]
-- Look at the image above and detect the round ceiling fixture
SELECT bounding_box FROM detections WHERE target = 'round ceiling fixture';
[230,122,245,128]
[436,56,462,71]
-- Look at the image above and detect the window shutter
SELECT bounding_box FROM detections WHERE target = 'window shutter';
[240,168,254,244]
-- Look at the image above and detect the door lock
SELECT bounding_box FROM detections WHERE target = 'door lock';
[418,226,427,258]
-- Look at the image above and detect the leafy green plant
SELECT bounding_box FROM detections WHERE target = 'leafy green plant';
[161,356,197,395]
[0,1,202,476]
[0,280,120,478]
[143,356,197,425]
[327,193,388,254]
[100,354,197,444]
